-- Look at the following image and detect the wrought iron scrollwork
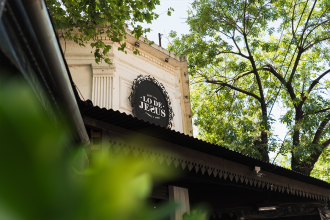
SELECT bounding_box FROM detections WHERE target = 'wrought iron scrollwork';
[128,74,175,128]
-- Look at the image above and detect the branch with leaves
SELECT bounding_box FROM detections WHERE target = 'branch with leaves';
[46,0,173,65]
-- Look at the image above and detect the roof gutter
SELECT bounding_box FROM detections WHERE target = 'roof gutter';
[21,0,90,146]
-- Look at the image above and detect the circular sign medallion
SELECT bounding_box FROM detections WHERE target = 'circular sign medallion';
[128,75,174,128]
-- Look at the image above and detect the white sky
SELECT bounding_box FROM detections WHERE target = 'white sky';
[139,0,289,151]
[139,0,192,47]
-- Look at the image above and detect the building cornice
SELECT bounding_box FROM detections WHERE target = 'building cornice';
[58,28,187,65]
[112,42,179,75]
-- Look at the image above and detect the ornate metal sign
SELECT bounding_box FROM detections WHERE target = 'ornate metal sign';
[129,75,174,128]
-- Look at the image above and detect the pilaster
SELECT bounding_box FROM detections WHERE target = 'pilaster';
[169,186,190,220]
[91,65,115,109]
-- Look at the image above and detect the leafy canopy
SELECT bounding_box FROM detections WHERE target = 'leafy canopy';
[168,0,330,178]
[46,0,173,64]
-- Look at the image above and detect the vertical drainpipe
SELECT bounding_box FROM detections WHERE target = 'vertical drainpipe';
[21,0,90,146]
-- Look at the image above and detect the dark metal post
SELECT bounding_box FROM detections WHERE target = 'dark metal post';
[158,33,162,47]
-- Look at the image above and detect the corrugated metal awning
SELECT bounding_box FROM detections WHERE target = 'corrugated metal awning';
[81,103,330,190]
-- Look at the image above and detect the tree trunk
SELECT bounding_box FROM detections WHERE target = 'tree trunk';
[260,130,269,162]
[296,112,330,175]
[291,125,300,172]
[291,106,313,175]
[259,106,269,162]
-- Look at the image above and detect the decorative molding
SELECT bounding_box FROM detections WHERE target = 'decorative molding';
[63,39,178,76]
[128,75,175,129]
[108,140,330,203]
[92,64,116,74]
[59,30,181,69]
[113,42,178,76]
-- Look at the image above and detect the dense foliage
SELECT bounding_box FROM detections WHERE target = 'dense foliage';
[46,0,173,64]
[168,0,330,177]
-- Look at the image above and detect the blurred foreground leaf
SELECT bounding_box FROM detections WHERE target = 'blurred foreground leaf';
[0,78,178,220]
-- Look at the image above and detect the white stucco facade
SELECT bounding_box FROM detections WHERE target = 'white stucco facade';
[59,30,193,135]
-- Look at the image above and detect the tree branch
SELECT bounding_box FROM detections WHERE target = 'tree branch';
[217,51,250,59]
[243,33,266,112]
[303,37,330,52]
[303,19,330,43]
[215,2,244,33]
[322,138,330,148]
[243,0,247,33]
[263,64,298,106]
[205,80,261,101]
[291,0,297,39]
[232,31,244,55]
[308,112,330,166]
[218,29,234,39]
[305,107,330,116]
[287,49,303,85]
[286,1,316,86]
[306,69,330,94]
[233,70,255,81]
[263,65,286,84]
[246,1,272,36]
[312,112,330,146]
[299,0,317,48]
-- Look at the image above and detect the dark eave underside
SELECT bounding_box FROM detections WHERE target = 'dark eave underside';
[81,104,330,190]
